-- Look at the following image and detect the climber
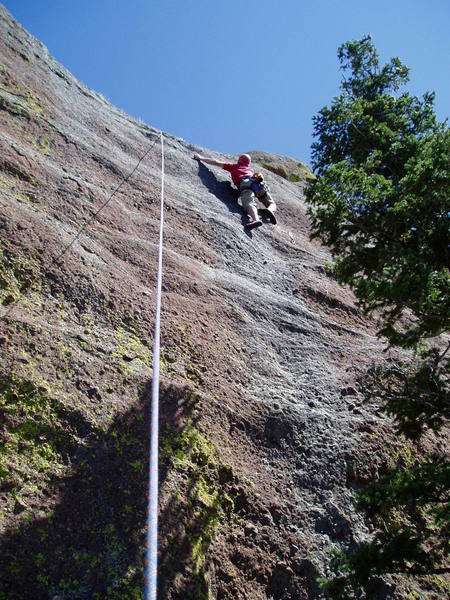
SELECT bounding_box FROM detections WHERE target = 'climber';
[193,152,277,230]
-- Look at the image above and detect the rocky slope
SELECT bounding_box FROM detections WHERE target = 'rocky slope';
[0,6,416,600]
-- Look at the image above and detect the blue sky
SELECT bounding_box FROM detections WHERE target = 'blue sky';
[3,0,449,166]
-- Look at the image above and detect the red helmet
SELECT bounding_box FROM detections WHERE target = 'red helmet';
[237,153,251,166]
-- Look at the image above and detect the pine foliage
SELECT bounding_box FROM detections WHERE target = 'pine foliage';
[306,36,450,597]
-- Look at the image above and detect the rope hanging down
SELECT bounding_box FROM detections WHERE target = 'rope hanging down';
[145,131,164,600]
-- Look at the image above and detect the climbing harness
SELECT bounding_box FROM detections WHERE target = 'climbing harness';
[250,172,265,192]
[238,173,267,193]
[145,131,164,600]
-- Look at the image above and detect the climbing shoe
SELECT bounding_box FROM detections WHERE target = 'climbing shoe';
[245,220,263,231]
[259,208,277,225]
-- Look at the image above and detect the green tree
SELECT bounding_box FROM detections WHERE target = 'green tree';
[306,36,449,598]
[308,35,449,348]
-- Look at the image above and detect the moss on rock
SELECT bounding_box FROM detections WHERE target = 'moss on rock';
[0,242,41,307]
[0,375,77,515]
[161,421,236,598]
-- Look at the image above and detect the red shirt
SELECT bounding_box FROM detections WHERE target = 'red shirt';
[223,163,254,187]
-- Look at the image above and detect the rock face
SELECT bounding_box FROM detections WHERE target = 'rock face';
[0,6,396,600]
[248,151,315,184]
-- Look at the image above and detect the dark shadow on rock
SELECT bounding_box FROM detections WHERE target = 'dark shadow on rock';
[196,162,241,216]
[243,226,254,240]
[158,385,220,600]
[196,163,264,239]
[0,380,200,600]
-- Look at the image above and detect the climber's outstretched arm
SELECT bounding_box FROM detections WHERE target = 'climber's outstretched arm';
[193,153,226,168]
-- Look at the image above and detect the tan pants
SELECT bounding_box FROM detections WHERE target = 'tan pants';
[238,178,275,211]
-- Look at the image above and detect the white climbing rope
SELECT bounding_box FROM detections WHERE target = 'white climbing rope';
[145,131,164,600]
